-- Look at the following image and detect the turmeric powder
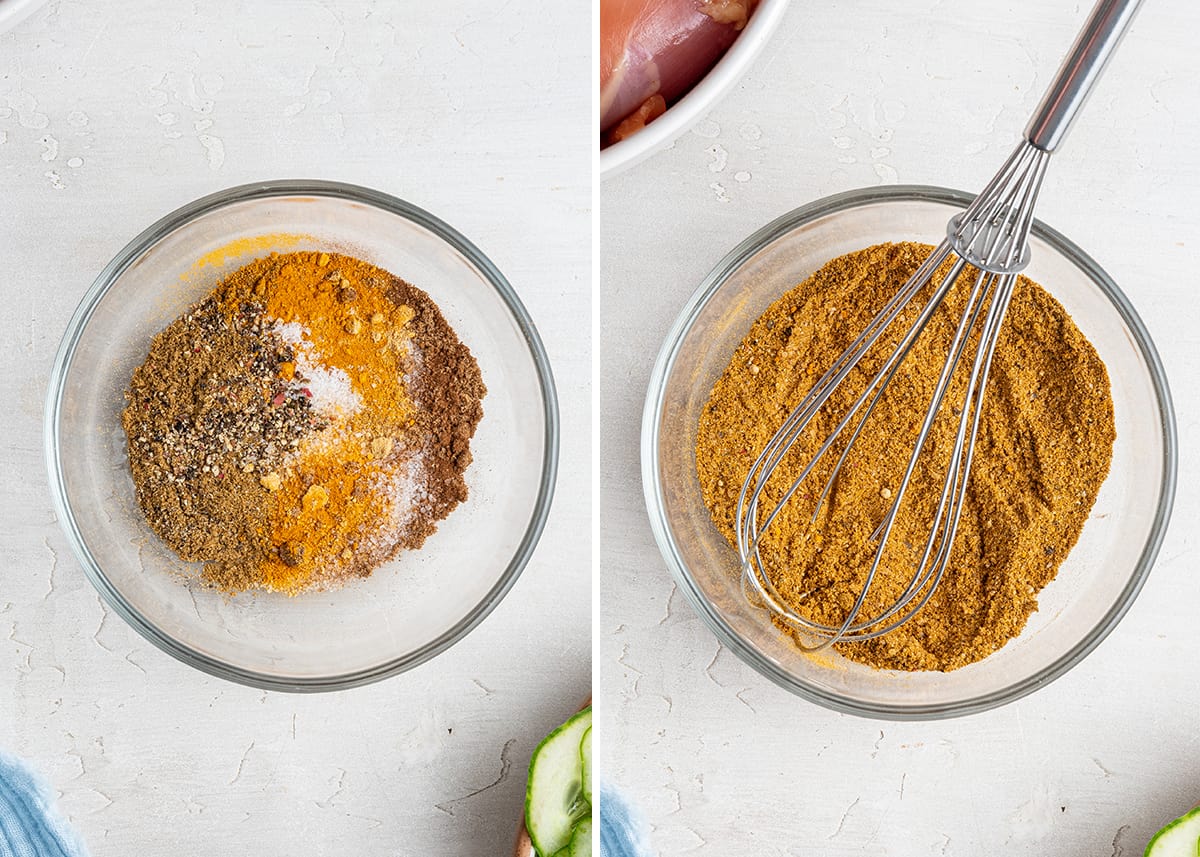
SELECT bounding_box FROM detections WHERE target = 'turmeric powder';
[696,243,1115,671]
[123,250,485,595]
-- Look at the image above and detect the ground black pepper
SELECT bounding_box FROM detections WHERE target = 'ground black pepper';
[123,296,318,565]
[122,250,486,594]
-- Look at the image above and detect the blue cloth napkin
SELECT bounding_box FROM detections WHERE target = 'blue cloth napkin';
[0,751,88,857]
[599,785,652,857]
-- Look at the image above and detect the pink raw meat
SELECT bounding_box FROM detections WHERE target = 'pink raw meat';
[600,0,753,134]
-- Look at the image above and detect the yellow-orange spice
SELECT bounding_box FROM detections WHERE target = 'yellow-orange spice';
[211,251,421,593]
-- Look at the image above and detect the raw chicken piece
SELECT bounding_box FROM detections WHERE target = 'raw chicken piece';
[600,0,755,136]
[604,95,666,146]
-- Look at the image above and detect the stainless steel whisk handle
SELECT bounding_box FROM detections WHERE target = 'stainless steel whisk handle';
[1024,0,1144,152]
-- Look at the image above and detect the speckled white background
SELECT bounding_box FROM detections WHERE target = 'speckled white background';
[601,1,1199,855]
[0,1,590,853]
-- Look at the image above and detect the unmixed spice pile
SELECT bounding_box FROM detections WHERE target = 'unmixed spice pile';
[123,251,485,594]
[696,242,1115,671]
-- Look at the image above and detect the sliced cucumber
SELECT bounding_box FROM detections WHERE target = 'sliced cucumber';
[579,725,593,806]
[1145,806,1200,857]
[526,706,593,856]
[568,816,592,857]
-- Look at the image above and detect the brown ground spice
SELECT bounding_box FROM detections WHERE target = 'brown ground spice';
[696,242,1115,671]
[121,297,318,567]
[379,274,485,545]
[123,251,484,594]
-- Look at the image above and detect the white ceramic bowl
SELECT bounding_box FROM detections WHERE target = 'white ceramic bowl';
[0,0,47,34]
[599,0,791,180]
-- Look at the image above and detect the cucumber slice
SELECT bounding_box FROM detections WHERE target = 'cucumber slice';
[580,726,593,805]
[568,816,593,857]
[1145,806,1200,856]
[525,707,593,856]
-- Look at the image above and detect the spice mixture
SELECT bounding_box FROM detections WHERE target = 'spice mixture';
[696,242,1115,671]
[123,251,485,594]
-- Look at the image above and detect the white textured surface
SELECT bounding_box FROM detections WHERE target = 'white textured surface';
[0,1,589,853]
[601,2,1198,855]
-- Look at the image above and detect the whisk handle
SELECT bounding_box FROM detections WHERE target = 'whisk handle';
[1024,0,1144,153]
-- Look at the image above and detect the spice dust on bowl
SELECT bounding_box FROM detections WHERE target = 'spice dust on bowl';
[643,187,1174,718]
[47,182,559,690]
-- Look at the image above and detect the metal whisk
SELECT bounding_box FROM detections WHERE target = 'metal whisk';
[737,0,1143,651]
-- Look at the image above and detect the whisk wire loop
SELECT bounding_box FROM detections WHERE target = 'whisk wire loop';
[736,0,1139,649]
[737,140,1052,651]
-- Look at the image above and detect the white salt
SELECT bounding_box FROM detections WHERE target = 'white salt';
[270,319,362,418]
[355,448,429,563]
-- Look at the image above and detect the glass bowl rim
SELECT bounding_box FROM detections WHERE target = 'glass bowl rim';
[44,178,561,692]
[640,183,1177,720]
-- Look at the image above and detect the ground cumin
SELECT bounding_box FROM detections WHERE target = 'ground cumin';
[696,242,1115,671]
[124,250,484,594]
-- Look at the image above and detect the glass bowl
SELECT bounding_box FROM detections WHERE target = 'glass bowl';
[642,185,1176,719]
[45,180,559,691]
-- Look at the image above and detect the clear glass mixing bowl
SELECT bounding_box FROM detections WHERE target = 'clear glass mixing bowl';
[642,185,1176,719]
[46,180,559,691]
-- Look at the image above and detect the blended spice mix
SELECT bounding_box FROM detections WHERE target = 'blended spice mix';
[696,242,1115,671]
[123,250,484,594]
